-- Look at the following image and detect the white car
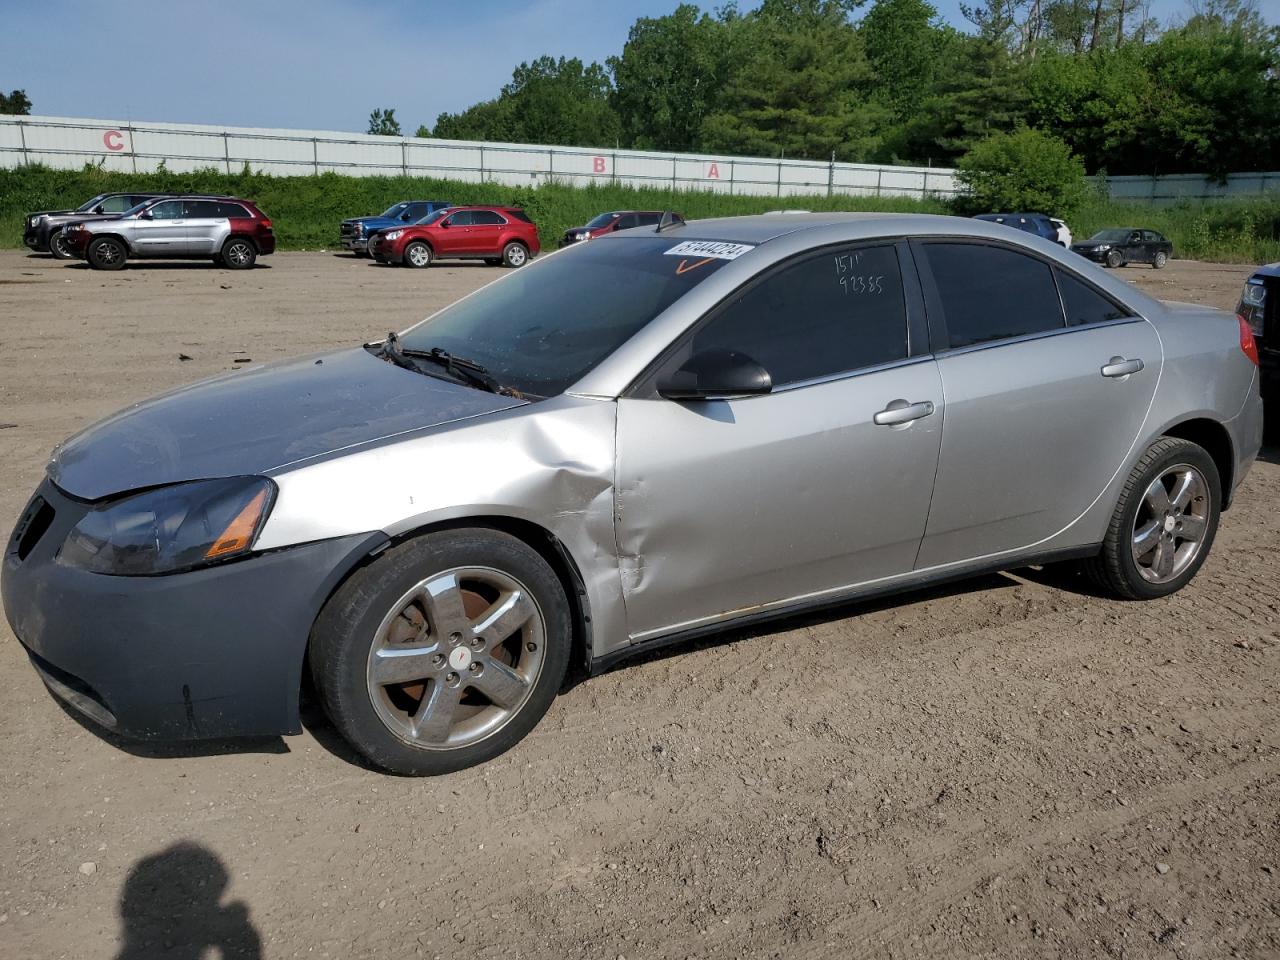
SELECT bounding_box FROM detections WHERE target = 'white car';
[1051,217,1073,248]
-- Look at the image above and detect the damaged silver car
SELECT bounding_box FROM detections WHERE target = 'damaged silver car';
[2,213,1264,774]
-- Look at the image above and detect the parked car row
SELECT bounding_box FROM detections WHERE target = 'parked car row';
[973,212,1173,270]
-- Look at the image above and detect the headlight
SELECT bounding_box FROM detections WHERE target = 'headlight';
[58,476,275,576]
[576,232,590,241]
[1095,244,1111,251]
[383,229,403,241]
[354,223,365,235]
[1242,279,1266,308]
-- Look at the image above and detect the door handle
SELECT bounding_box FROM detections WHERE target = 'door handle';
[1101,357,1143,378]
[873,399,935,426]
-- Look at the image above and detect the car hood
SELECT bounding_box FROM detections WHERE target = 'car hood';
[1252,261,1280,279]
[344,217,401,229]
[49,348,526,501]
[28,208,76,221]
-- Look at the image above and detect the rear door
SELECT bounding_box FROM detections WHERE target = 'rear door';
[912,240,1161,569]
[128,199,188,255]
[614,241,944,639]
[182,200,229,256]
[465,210,505,254]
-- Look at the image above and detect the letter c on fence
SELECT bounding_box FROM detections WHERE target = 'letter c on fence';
[103,130,125,152]
[592,156,606,174]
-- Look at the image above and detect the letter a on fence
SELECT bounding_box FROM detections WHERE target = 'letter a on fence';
[707,163,720,179]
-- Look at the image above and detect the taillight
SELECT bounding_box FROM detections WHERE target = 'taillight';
[259,219,272,231]
[1238,313,1260,366]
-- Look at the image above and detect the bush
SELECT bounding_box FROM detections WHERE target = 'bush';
[954,128,1088,218]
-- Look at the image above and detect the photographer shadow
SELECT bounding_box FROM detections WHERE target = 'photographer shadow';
[115,842,261,959]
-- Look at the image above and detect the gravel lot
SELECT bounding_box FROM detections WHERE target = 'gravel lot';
[0,250,1276,959]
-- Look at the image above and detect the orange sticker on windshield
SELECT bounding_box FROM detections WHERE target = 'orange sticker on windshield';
[675,257,715,275]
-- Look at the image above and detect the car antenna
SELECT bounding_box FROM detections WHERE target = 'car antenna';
[656,211,684,233]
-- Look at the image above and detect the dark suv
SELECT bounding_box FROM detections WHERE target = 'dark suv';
[24,193,171,259]
[1238,264,1278,410]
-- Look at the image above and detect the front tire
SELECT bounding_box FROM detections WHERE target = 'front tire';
[221,237,257,270]
[310,529,571,775]
[1105,250,1124,268]
[1085,437,1220,600]
[403,241,432,268]
[48,232,73,260]
[502,241,529,268]
[87,236,127,271]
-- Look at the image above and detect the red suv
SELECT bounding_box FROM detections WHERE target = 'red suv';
[369,206,539,269]
[559,210,677,247]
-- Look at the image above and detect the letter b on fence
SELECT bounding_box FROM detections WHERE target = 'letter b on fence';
[593,156,607,174]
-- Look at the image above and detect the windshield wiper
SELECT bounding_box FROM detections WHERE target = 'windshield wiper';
[375,333,523,398]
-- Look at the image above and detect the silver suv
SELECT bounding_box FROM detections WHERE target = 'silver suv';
[63,196,275,270]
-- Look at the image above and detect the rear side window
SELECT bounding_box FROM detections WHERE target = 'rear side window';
[924,243,1063,348]
[184,200,225,218]
[507,210,533,223]
[1056,269,1129,326]
[221,202,252,219]
[470,210,506,226]
[636,213,662,226]
[691,244,908,386]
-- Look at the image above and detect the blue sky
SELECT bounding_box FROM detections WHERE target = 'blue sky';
[1,0,1255,133]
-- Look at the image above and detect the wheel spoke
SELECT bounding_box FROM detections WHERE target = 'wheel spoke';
[1178,513,1206,542]
[1132,519,1162,558]
[1152,539,1175,579]
[1143,477,1171,514]
[410,680,461,743]
[1169,470,1201,511]
[418,573,472,638]
[470,659,529,710]
[472,590,536,649]
[370,644,440,686]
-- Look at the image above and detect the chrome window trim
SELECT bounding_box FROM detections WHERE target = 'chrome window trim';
[934,315,1147,359]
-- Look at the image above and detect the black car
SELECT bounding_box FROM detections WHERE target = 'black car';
[1238,263,1278,410]
[1071,228,1172,269]
[23,192,172,259]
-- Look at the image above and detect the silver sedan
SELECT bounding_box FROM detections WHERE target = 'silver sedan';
[2,214,1264,774]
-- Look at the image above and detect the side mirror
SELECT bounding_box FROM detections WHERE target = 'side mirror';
[439,219,451,228]
[400,213,411,221]
[138,211,154,220]
[657,349,772,401]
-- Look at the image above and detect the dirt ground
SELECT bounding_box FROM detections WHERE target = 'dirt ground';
[0,251,1276,960]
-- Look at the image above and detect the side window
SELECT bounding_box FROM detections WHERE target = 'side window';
[99,196,134,213]
[183,200,224,219]
[146,200,184,220]
[507,210,533,223]
[219,203,251,219]
[615,214,639,230]
[471,210,505,225]
[446,211,474,227]
[1142,231,1159,243]
[690,244,908,387]
[638,213,662,226]
[1056,269,1129,326]
[924,243,1064,348]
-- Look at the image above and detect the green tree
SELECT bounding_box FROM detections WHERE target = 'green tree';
[434,56,620,148]
[413,124,431,138]
[367,108,402,137]
[0,89,32,115]
[955,127,1089,214]
[860,0,955,118]
[700,0,891,161]
[608,4,736,151]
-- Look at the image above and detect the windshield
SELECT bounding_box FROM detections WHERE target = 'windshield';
[76,194,109,213]
[380,203,411,219]
[399,237,736,397]
[585,212,621,229]
[1087,229,1133,243]
[416,208,449,225]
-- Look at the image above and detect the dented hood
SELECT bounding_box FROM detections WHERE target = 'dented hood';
[49,348,525,500]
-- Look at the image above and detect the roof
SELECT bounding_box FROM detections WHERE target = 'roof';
[616,211,1033,246]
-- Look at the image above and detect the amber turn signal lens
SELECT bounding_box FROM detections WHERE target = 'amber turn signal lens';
[205,488,270,559]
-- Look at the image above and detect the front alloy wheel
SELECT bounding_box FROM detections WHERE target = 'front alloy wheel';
[404,241,432,268]
[310,529,570,775]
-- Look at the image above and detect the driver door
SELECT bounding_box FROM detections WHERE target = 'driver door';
[436,211,472,255]
[614,241,943,640]
[129,199,189,254]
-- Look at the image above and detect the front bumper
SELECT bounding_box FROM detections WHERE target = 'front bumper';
[1071,247,1109,263]
[61,229,91,257]
[2,478,386,741]
[341,235,368,251]
[23,228,44,250]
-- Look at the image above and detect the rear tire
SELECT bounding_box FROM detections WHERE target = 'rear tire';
[221,237,257,270]
[1105,250,1124,268]
[502,242,529,268]
[309,529,571,776]
[87,237,127,271]
[403,241,432,268]
[1085,437,1220,600]
[1153,251,1168,269]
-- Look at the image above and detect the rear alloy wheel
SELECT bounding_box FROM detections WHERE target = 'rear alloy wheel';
[87,236,127,271]
[403,241,432,268]
[1105,249,1124,268]
[1153,251,1168,269]
[48,232,73,260]
[310,529,571,775]
[502,241,529,268]
[221,238,257,270]
[1086,437,1220,600]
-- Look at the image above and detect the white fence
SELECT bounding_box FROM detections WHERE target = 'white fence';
[0,114,958,200]
[1107,172,1280,202]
